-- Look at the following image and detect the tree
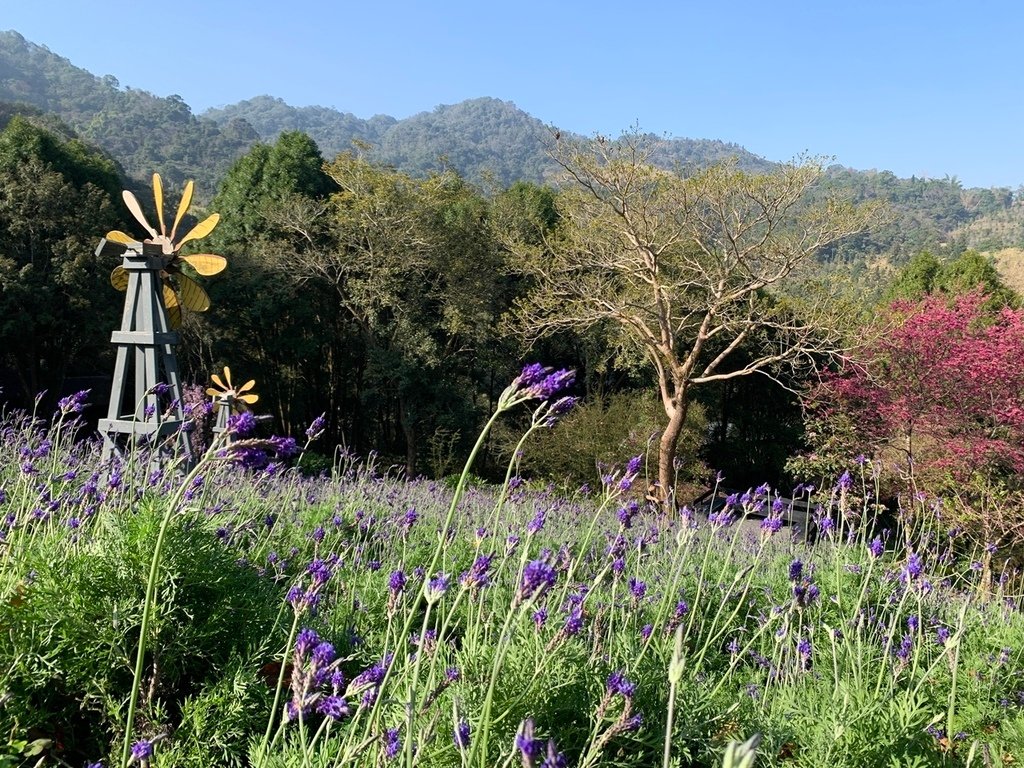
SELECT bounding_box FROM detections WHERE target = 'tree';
[291,151,506,475]
[0,116,125,403]
[201,132,341,435]
[804,290,1024,552]
[500,133,875,508]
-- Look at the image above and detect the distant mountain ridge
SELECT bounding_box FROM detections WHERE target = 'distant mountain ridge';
[0,30,773,190]
[202,95,776,186]
[2,28,1023,261]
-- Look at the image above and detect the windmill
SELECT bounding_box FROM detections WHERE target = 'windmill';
[206,366,259,439]
[97,174,227,472]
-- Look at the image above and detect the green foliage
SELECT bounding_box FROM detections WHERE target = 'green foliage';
[1,500,280,763]
[885,249,1019,307]
[0,116,126,402]
[515,390,707,490]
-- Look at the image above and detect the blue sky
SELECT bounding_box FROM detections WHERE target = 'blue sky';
[5,1,1024,188]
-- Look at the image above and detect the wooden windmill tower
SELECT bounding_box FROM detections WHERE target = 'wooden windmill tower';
[98,174,227,471]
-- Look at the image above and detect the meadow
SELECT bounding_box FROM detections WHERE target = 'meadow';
[1,371,1022,768]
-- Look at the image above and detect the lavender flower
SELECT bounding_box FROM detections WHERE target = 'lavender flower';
[130,740,154,762]
[606,670,636,699]
[868,537,884,558]
[384,728,401,759]
[460,554,495,590]
[57,389,90,415]
[454,720,471,750]
[519,560,557,601]
[305,413,327,440]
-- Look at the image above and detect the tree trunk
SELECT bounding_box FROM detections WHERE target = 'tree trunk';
[657,393,690,513]
[397,391,417,478]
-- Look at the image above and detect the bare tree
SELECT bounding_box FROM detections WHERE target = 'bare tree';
[500,133,877,508]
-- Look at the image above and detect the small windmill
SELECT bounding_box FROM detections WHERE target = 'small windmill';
[206,366,258,440]
[98,174,227,471]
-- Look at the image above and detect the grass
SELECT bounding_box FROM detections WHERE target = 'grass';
[0,380,1022,767]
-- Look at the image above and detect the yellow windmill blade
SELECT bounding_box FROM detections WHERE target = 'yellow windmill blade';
[176,273,211,312]
[161,283,182,329]
[110,266,129,291]
[153,173,166,235]
[122,190,158,239]
[237,379,256,394]
[222,366,234,390]
[176,213,220,249]
[211,372,227,390]
[205,387,220,397]
[182,254,227,276]
[106,230,138,246]
[238,393,259,405]
[167,302,182,329]
[170,180,194,241]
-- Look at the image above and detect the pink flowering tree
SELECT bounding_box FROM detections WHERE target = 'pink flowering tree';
[803,289,1024,552]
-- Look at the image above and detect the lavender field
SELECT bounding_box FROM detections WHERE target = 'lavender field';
[1,378,1023,768]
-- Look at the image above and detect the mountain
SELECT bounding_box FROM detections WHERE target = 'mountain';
[203,95,777,187]
[3,28,1023,262]
[0,30,258,191]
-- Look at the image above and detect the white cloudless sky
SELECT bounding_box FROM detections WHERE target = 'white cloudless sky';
[5,0,1024,187]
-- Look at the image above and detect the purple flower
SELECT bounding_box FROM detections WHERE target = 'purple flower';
[760,515,783,534]
[902,552,923,583]
[384,728,401,759]
[454,720,471,750]
[527,509,546,535]
[868,537,884,558]
[389,570,407,594]
[295,627,320,656]
[541,739,568,768]
[836,471,853,490]
[228,410,257,437]
[427,572,450,599]
[564,608,584,636]
[519,560,557,601]
[130,740,154,761]
[317,694,350,720]
[788,559,804,583]
[606,670,636,699]
[305,413,327,440]
[460,554,495,590]
[895,634,913,661]
[57,389,90,415]
[515,719,542,761]
[628,577,647,600]
[545,396,578,424]
[513,364,576,401]
[270,436,299,458]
